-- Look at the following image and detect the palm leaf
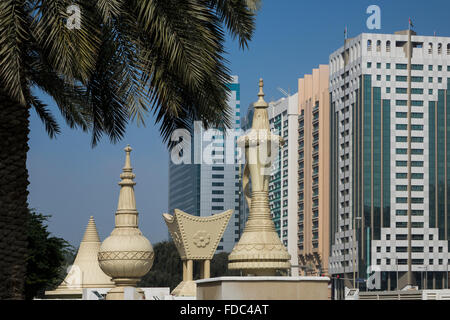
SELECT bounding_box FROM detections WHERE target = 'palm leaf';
[28,94,60,138]
[0,0,30,104]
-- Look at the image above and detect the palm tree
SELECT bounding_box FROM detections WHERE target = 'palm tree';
[0,0,260,299]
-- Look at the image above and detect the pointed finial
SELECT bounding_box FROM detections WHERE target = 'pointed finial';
[258,78,264,98]
[123,145,133,172]
[254,78,268,108]
[82,216,101,242]
[119,144,136,185]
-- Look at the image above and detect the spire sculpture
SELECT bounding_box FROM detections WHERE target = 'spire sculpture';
[98,145,154,300]
[45,216,114,298]
[228,79,291,276]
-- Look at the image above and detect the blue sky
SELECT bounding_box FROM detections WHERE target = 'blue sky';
[28,0,450,247]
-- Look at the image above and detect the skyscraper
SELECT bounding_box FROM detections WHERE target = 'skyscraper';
[329,30,450,290]
[268,93,299,275]
[297,65,331,277]
[168,76,242,253]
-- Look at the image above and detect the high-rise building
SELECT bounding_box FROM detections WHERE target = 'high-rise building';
[268,93,299,275]
[168,76,242,253]
[329,30,450,290]
[297,65,331,276]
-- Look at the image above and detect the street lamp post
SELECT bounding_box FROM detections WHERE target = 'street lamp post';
[353,217,362,288]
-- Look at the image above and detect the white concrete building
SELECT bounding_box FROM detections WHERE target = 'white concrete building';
[329,30,450,290]
[268,93,299,275]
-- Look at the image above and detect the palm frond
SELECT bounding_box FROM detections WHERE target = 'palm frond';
[0,0,30,104]
[208,0,256,49]
[28,94,60,138]
[26,49,91,132]
[95,0,124,25]
[31,0,101,83]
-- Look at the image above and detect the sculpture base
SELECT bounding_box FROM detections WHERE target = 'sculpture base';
[45,288,82,299]
[106,286,145,300]
[171,280,197,297]
[196,276,330,300]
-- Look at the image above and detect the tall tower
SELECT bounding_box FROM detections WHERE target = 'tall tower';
[297,65,330,277]
[329,30,450,291]
[267,93,299,276]
[168,76,242,253]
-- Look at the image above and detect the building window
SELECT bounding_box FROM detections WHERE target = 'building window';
[396,63,407,69]
[396,197,407,203]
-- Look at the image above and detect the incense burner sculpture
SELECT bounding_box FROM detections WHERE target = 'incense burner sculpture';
[228,79,291,276]
[163,209,232,296]
[98,146,154,300]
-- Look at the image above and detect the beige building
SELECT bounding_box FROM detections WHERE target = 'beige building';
[297,65,330,276]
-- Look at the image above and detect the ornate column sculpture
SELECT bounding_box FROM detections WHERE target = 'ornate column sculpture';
[228,79,291,276]
[163,209,232,296]
[98,145,154,300]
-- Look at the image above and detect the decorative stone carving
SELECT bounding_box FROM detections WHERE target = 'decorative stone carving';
[228,79,291,276]
[98,145,154,300]
[163,209,232,296]
[193,231,211,248]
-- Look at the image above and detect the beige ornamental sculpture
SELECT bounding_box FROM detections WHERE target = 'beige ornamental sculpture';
[45,216,114,299]
[228,79,291,276]
[98,145,154,300]
[163,209,232,296]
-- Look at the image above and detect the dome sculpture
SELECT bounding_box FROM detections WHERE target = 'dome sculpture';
[45,216,114,299]
[98,145,154,300]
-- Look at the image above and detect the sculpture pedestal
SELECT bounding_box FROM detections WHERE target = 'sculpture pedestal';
[171,280,197,297]
[196,276,330,300]
[106,286,145,300]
